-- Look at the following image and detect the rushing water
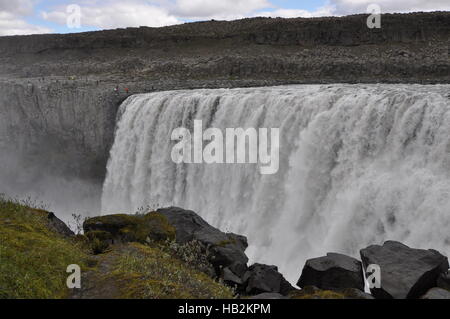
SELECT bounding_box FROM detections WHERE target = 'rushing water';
[102,84,450,282]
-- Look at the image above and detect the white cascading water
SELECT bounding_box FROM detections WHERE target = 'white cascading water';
[102,84,450,283]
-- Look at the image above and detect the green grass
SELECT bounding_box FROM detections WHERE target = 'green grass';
[110,243,234,299]
[289,286,346,299]
[0,196,89,299]
[0,196,234,299]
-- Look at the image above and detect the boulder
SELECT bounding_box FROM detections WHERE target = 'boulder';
[156,207,249,272]
[47,212,74,237]
[221,267,244,287]
[420,287,450,299]
[437,272,450,290]
[297,253,365,291]
[243,263,296,296]
[83,212,176,243]
[360,241,449,299]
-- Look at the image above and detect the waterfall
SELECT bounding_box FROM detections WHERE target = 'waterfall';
[102,84,450,283]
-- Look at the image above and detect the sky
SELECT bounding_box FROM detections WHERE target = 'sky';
[1,0,449,36]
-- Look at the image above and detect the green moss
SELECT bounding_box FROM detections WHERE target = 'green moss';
[215,239,236,247]
[109,243,233,299]
[86,230,112,240]
[290,286,346,299]
[0,197,89,299]
[84,212,176,243]
[142,213,176,242]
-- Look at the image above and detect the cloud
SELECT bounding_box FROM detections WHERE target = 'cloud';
[4,0,450,35]
[331,0,450,15]
[0,0,34,16]
[41,0,273,28]
[0,0,52,36]
[256,5,335,18]
[172,0,271,20]
[42,1,180,29]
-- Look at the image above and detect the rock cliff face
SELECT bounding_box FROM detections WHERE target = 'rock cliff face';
[0,12,449,212]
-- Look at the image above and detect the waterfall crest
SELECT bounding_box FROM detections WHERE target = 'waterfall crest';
[102,84,450,282]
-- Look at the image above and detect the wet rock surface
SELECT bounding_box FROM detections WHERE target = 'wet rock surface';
[297,253,365,291]
[243,263,296,296]
[360,241,449,299]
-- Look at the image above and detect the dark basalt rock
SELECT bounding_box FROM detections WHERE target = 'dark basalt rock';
[297,253,365,291]
[420,287,450,299]
[156,207,249,272]
[243,263,295,296]
[221,267,244,286]
[47,212,74,237]
[437,272,450,290]
[360,241,449,299]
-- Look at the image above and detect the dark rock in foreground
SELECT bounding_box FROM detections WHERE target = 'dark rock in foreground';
[420,287,450,299]
[157,207,249,273]
[297,253,365,291]
[243,263,296,296]
[360,241,449,299]
[47,212,74,237]
[437,272,450,290]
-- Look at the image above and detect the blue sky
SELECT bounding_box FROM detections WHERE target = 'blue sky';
[1,0,449,36]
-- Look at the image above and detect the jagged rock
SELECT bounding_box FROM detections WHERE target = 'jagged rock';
[156,207,249,272]
[47,212,74,237]
[437,272,450,290]
[221,267,244,286]
[420,287,450,299]
[249,293,288,299]
[83,212,176,243]
[360,241,449,299]
[297,253,365,291]
[243,263,295,296]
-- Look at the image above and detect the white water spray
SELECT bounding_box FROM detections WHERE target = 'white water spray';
[102,84,450,282]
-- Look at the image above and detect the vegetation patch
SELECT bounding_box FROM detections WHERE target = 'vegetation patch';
[289,286,346,299]
[109,242,233,299]
[0,196,89,299]
[84,212,176,243]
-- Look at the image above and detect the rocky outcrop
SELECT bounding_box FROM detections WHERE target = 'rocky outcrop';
[297,253,365,291]
[83,212,176,244]
[437,272,450,290]
[156,207,249,273]
[47,212,74,237]
[242,263,295,296]
[1,13,449,82]
[360,241,449,299]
